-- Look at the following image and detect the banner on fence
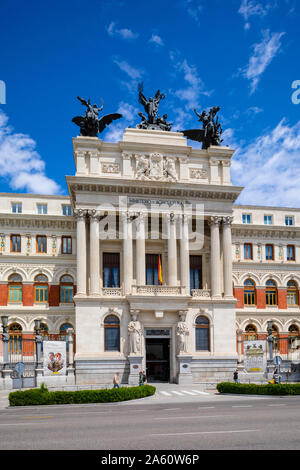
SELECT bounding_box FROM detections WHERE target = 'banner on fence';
[244,340,267,372]
[43,341,67,376]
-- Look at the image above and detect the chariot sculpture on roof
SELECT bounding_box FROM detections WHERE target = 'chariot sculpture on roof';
[136,83,172,131]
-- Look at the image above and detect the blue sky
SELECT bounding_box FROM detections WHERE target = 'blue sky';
[0,0,299,206]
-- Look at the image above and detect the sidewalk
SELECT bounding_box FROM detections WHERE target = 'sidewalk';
[0,390,10,409]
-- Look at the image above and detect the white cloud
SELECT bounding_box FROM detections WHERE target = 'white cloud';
[231,119,300,207]
[104,101,138,142]
[242,29,285,94]
[184,0,203,24]
[246,106,264,115]
[173,59,212,110]
[238,0,270,29]
[113,57,142,80]
[149,34,164,46]
[107,21,139,40]
[0,111,60,194]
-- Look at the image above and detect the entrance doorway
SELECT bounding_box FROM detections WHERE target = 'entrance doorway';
[146,338,170,382]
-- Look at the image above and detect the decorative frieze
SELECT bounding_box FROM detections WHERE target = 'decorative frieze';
[101,163,120,174]
[189,168,208,179]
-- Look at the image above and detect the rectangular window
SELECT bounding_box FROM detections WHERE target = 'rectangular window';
[11,203,22,214]
[35,286,48,303]
[190,255,202,293]
[11,235,21,252]
[287,292,297,306]
[60,286,73,303]
[105,327,120,352]
[62,205,73,216]
[61,236,72,254]
[103,253,120,287]
[195,328,210,351]
[265,245,274,261]
[287,245,295,261]
[242,214,251,224]
[9,285,22,302]
[244,243,253,260]
[146,254,160,285]
[264,215,273,225]
[37,204,47,215]
[285,216,294,226]
[36,235,47,253]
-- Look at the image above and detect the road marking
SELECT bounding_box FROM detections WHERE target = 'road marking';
[171,391,185,396]
[160,391,172,396]
[180,391,198,396]
[191,390,210,395]
[150,429,259,437]
[162,408,182,411]
[232,405,253,408]
[198,407,216,409]
[22,416,53,419]
[155,415,230,420]
[268,404,287,407]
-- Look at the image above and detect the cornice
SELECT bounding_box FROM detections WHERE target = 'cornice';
[232,224,299,239]
[0,215,76,230]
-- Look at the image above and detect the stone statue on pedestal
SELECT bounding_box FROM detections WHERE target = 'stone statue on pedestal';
[136,83,172,131]
[128,313,142,355]
[177,316,189,354]
[181,106,223,149]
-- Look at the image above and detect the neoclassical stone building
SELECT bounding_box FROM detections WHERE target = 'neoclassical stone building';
[0,128,299,384]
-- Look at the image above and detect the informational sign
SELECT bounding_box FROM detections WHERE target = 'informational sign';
[43,341,67,376]
[244,340,267,372]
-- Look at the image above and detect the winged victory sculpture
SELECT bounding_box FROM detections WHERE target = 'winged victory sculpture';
[72,96,122,137]
[136,83,172,131]
[182,106,223,149]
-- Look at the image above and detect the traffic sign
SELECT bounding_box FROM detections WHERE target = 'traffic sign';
[15,362,25,374]
[273,356,282,366]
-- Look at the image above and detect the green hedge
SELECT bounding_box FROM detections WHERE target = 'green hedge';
[9,384,156,407]
[217,382,300,395]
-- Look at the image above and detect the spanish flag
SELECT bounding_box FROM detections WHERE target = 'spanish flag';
[158,255,163,285]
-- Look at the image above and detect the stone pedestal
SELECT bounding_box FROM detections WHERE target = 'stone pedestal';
[177,355,193,384]
[128,355,143,386]
[2,369,13,390]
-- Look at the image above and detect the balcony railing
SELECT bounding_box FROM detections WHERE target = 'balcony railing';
[191,289,211,298]
[102,287,123,297]
[132,285,184,295]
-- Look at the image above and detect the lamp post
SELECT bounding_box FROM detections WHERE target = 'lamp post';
[1,315,9,370]
[34,318,42,370]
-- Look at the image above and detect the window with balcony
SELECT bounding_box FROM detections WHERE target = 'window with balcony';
[190,255,202,294]
[10,234,21,253]
[146,254,160,285]
[8,323,23,354]
[289,325,299,350]
[287,280,298,306]
[36,235,47,254]
[103,253,120,288]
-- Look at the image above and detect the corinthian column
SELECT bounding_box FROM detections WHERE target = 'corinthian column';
[89,210,100,296]
[136,213,146,286]
[222,216,234,298]
[209,216,221,299]
[180,214,190,294]
[74,209,87,296]
[122,212,133,295]
[168,212,177,286]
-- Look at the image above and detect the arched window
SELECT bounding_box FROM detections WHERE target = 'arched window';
[60,275,74,303]
[245,324,258,341]
[8,274,22,303]
[195,316,210,351]
[266,280,277,306]
[34,274,48,303]
[244,279,256,305]
[8,322,22,354]
[287,280,298,306]
[104,315,120,352]
[289,324,299,350]
[34,322,49,337]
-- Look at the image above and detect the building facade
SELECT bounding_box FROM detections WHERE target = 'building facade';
[0,128,299,385]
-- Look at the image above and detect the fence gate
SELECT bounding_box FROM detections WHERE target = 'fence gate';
[9,336,36,389]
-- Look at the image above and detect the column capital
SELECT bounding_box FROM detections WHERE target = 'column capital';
[74,208,88,220]
[222,216,234,226]
[208,216,222,226]
[88,209,100,220]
